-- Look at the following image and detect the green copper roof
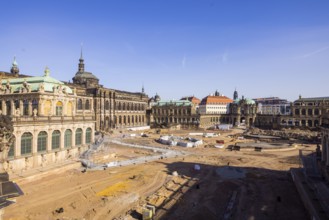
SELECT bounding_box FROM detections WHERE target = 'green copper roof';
[1,70,73,94]
[157,100,192,106]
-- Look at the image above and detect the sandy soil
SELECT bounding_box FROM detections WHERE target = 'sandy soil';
[5,128,311,220]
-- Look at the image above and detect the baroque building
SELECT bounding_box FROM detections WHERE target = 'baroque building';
[0,64,95,173]
[150,99,199,128]
[229,95,257,126]
[68,52,149,131]
[0,54,148,173]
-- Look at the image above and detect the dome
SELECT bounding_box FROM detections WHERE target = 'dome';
[154,93,161,102]
[233,98,241,104]
[245,98,256,105]
[74,71,99,80]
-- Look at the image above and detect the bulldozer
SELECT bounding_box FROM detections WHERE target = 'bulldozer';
[142,204,156,220]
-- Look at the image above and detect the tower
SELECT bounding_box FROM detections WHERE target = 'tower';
[10,56,19,75]
[233,88,238,100]
[78,46,85,73]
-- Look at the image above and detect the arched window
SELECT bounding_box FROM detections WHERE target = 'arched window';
[132,116,134,123]
[77,99,83,110]
[6,100,11,115]
[8,136,15,158]
[85,128,92,144]
[118,102,121,110]
[67,101,73,116]
[128,116,130,124]
[32,99,38,114]
[37,131,47,152]
[64,129,72,148]
[119,116,122,124]
[123,103,126,111]
[21,132,32,155]
[52,130,61,150]
[85,100,90,110]
[23,99,29,115]
[124,116,126,124]
[75,128,82,146]
[56,101,63,116]
[14,100,19,109]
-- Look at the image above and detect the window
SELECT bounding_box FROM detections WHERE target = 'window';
[32,99,38,114]
[85,100,90,110]
[21,132,32,155]
[6,101,11,115]
[52,130,60,150]
[64,129,72,148]
[37,131,47,152]
[105,100,110,110]
[56,102,63,116]
[77,99,83,110]
[75,128,82,146]
[85,128,92,144]
[8,138,15,158]
[14,100,19,109]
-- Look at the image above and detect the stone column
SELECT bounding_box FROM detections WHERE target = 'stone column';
[60,128,65,149]
[15,132,21,158]
[47,129,52,152]
[72,128,76,147]
[1,100,6,115]
[19,100,23,116]
[28,100,33,116]
[11,100,15,115]
[32,130,38,155]
[38,99,43,116]
[82,128,86,145]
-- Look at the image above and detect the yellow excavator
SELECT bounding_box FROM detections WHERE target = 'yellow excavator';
[142,204,156,220]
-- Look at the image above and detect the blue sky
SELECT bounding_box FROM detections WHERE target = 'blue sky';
[1,0,329,101]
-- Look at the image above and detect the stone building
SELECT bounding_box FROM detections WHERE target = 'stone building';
[198,91,233,115]
[151,99,199,128]
[288,96,328,127]
[0,64,95,173]
[229,96,257,126]
[68,53,149,131]
[197,92,232,128]
[0,54,148,173]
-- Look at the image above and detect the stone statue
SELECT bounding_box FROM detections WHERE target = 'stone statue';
[39,83,45,92]
[33,108,38,117]
[0,115,15,173]
[15,108,21,117]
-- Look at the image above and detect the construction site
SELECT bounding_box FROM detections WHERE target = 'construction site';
[3,127,321,220]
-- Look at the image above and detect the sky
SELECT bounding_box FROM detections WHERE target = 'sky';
[1,0,329,102]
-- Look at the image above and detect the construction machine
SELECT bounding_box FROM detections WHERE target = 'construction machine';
[142,204,155,220]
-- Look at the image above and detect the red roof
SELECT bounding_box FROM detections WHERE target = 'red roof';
[201,95,233,105]
[180,96,201,105]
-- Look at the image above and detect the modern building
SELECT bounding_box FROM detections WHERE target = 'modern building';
[253,97,291,115]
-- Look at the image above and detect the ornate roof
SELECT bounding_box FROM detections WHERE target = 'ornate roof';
[1,67,73,94]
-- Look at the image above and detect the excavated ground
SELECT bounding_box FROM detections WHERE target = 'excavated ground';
[5,128,311,220]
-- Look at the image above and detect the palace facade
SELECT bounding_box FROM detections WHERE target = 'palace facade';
[0,54,148,173]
